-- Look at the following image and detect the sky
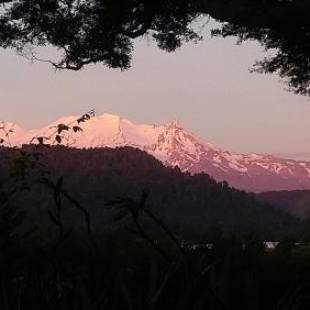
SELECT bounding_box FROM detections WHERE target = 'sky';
[0,19,310,157]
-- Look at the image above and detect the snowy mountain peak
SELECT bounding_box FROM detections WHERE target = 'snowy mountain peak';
[166,119,182,130]
[2,113,310,192]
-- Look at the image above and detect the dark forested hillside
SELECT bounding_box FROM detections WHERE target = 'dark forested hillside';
[257,190,310,220]
[0,145,300,239]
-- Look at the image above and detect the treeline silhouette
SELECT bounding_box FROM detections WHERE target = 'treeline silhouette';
[1,146,310,308]
[0,145,301,239]
[258,190,310,220]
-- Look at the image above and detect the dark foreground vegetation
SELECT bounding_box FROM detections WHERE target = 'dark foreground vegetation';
[2,219,310,310]
[1,144,310,309]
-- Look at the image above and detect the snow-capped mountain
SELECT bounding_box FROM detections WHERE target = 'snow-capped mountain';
[2,113,310,192]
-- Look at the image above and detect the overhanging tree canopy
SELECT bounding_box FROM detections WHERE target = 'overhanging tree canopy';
[0,0,200,70]
[0,0,309,95]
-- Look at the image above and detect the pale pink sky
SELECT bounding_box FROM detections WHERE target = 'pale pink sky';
[0,20,309,157]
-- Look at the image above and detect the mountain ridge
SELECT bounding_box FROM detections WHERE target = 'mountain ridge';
[2,113,310,192]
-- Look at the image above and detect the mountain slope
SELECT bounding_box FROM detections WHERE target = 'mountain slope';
[3,113,310,192]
